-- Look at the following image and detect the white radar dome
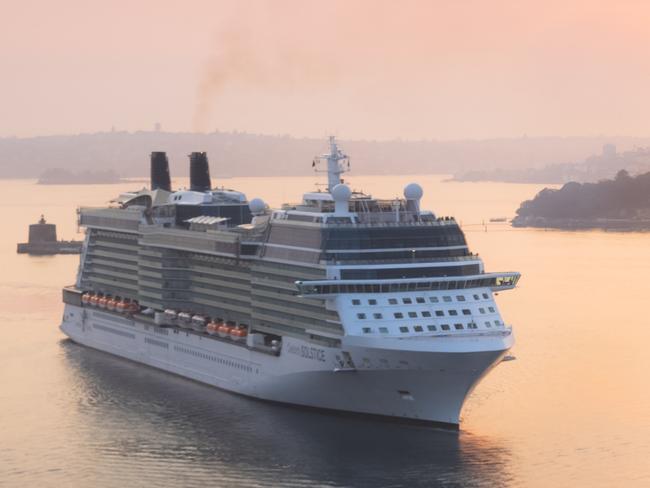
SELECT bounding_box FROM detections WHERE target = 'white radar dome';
[404,183,423,200]
[248,198,266,215]
[331,184,352,202]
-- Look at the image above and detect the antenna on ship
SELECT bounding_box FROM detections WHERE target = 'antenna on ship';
[312,136,350,192]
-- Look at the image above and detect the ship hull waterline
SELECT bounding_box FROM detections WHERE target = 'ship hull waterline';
[60,304,511,428]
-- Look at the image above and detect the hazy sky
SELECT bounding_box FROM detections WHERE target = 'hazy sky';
[2,0,650,139]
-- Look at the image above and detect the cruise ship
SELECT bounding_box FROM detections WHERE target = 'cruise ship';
[60,138,520,428]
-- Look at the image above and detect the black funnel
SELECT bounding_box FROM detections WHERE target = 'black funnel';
[150,152,171,191]
[189,152,211,192]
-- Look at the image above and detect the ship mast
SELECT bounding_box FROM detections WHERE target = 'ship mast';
[313,136,350,192]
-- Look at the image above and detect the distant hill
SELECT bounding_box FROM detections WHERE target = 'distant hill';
[513,170,650,230]
[37,168,122,184]
[453,144,650,184]
[2,131,650,179]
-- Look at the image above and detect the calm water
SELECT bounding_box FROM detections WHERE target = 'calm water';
[1,176,649,487]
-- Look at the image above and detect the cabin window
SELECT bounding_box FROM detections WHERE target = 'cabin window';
[362,327,372,334]
[485,321,492,327]
[488,307,495,313]
[352,299,361,305]
[394,312,404,319]
[435,310,444,317]
[408,312,417,318]
[414,326,423,332]
[421,311,431,318]
[456,295,466,302]
[388,298,398,305]
[379,327,388,333]
[427,325,437,331]
[479,308,486,313]
[429,297,439,303]
[449,310,458,316]
[495,320,503,327]
[441,324,450,331]
[357,313,367,319]
[373,313,383,319]
[402,298,413,304]
[399,326,409,333]
[483,293,489,299]
[473,294,480,300]
[443,296,452,302]
[462,309,471,315]
[454,323,464,330]
[416,297,425,304]
[468,322,478,329]
[368,299,377,305]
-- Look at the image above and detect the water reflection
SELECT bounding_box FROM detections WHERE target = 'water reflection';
[59,339,512,488]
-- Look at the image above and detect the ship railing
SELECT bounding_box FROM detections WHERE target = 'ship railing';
[326,254,480,265]
[295,272,520,297]
[77,207,142,232]
[326,218,459,228]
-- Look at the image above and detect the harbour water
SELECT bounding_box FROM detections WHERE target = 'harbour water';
[2,176,649,487]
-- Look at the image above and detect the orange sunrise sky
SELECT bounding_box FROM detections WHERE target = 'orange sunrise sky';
[2,0,650,139]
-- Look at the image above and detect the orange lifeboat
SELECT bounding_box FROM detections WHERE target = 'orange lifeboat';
[217,321,231,338]
[106,297,117,311]
[206,320,220,335]
[97,296,108,309]
[230,326,248,342]
[89,294,99,306]
[115,299,127,313]
[81,292,91,305]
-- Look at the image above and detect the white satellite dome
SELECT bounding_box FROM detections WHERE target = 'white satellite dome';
[404,183,423,200]
[331,183,352,201]
[248,198,266,215]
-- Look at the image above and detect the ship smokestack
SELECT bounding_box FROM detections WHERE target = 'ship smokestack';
[189,152,211,192]
[150,152,171,191]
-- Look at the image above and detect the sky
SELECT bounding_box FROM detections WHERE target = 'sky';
[2,0,650,140]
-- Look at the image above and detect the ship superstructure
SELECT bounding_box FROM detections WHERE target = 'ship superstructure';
[60,139,520,427]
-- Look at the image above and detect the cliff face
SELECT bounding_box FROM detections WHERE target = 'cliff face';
[513,170,650,229]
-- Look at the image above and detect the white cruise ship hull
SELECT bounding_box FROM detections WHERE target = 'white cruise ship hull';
[61,304,512,427]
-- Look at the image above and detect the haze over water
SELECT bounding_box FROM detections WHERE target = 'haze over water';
[1,176,649,487]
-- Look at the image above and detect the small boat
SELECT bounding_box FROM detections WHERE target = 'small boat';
[206,320,220,335]
[217,321,232,338]
[178,312,192,328]
[191,315,206,331]
[230,326,248,342]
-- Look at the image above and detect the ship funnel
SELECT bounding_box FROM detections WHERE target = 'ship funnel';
[150,152,171,191]
[189,152,211,192]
